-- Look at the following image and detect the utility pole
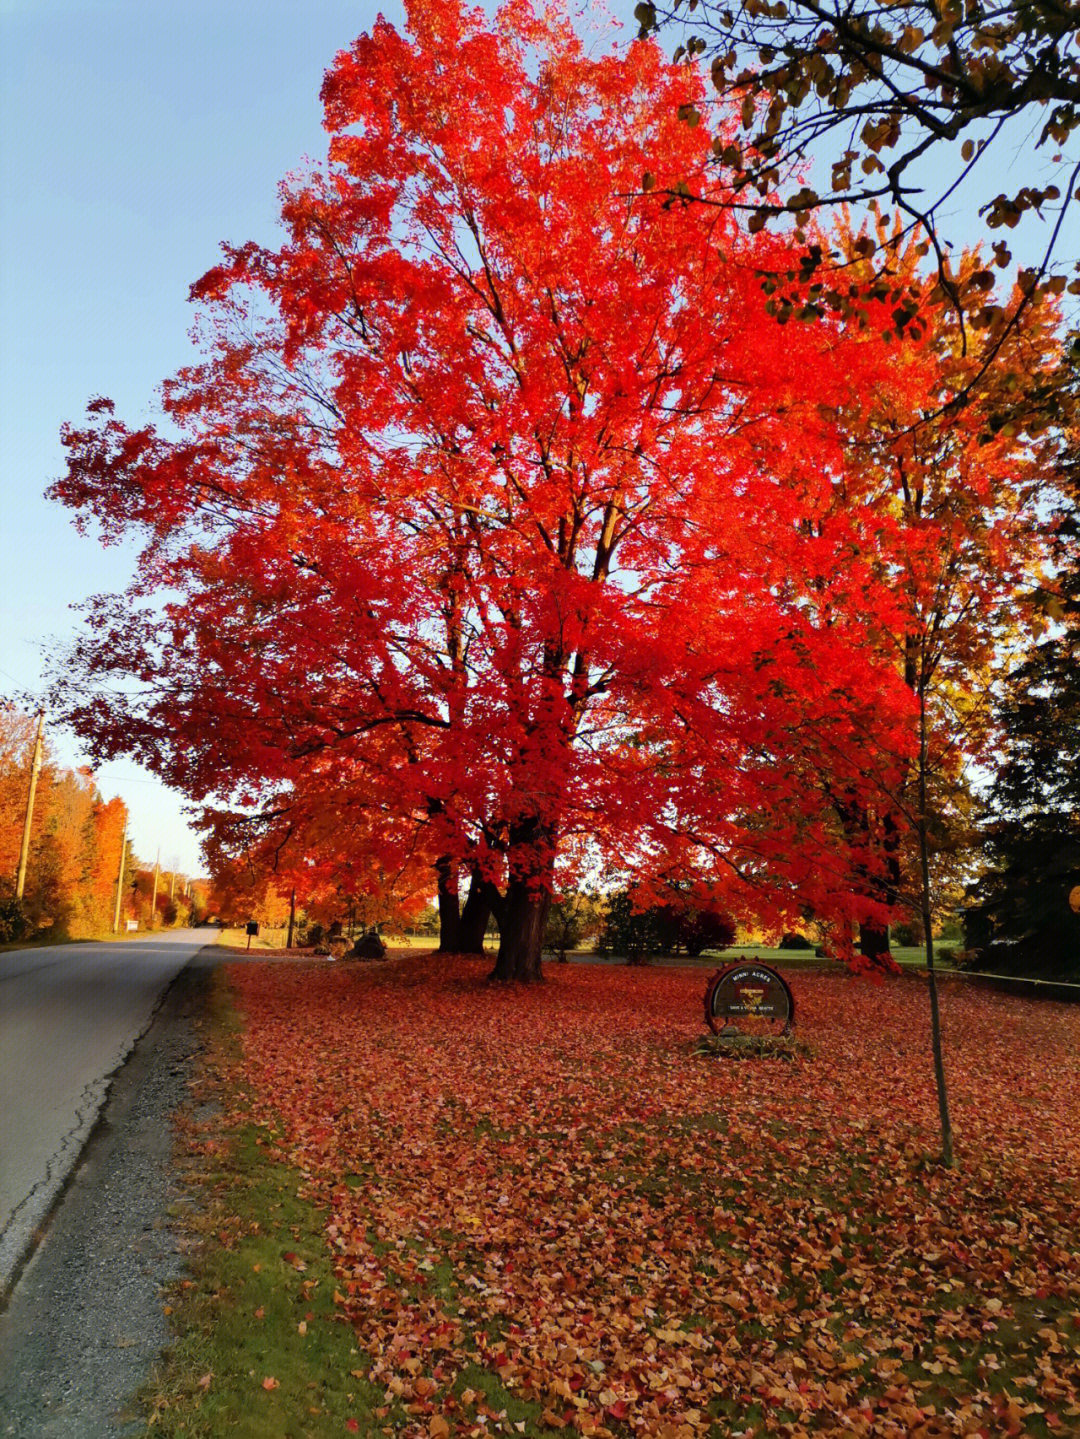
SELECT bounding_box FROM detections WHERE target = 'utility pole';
[150,849,160,928]
[14,712,45,901]
[112,817,128,934]
[169,869,176,902]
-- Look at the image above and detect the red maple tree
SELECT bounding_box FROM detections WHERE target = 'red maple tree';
[53,0,953,978]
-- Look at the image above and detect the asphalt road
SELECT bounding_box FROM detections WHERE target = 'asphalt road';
[0,929,208,1296]
[0,942,223,1438]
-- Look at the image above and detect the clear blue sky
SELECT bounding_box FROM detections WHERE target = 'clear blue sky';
[0,0,1071,876]
[0,0,406,873]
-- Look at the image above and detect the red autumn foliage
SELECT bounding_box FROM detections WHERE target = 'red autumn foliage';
[48,0,928,980]
[48,0,1065,983]
[223,954,1080,1437]
[807,220,1065,968]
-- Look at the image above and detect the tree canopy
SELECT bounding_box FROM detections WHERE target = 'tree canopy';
[637,0,1079,353]
[49,0,1066,980]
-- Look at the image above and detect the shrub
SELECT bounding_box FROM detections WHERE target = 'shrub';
[597,891,669,959]
[351,930,387,959]
[599,890,737,958]
[681,909,737,957]
[778,933,814,950]
[0,889,30,944]
[545,892,604,957]
[891,920,923,947]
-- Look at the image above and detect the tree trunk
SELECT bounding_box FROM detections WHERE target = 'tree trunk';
[923,897,954,1168]
[435,855,460,953]
[831,791,901,974]
[858,919,893,969]
[458,866,493,955]
[918,682,955,1168]
[490,874,549,981]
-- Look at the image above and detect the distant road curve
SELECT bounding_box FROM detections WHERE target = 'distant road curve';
[0,929,209,1297]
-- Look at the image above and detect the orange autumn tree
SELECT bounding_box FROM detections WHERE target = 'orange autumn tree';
[53,0,926,980]
[0,707,39,885]
[40,765,99,935]
[85,794,127,934]
[202,786,434,939]
[784,221,1067,970]
[0,705,129,939]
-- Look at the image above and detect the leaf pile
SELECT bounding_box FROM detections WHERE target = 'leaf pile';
[224,958,1080,1437]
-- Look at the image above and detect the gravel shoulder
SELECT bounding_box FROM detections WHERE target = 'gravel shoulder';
[0,931,206,1294]
[0,952,216,1439]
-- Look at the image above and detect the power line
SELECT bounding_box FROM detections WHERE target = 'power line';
[0,665,40,691]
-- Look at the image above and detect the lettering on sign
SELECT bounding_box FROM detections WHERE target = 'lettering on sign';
[704,962,794,1036]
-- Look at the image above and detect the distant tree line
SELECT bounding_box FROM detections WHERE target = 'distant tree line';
[0,705,203,944]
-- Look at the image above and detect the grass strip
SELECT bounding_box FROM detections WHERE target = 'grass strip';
[145,1127,392,1437]
[143,970,559,1439]
[142,972,389,1437]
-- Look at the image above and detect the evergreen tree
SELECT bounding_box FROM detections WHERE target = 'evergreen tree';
[967,444,1080,978]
